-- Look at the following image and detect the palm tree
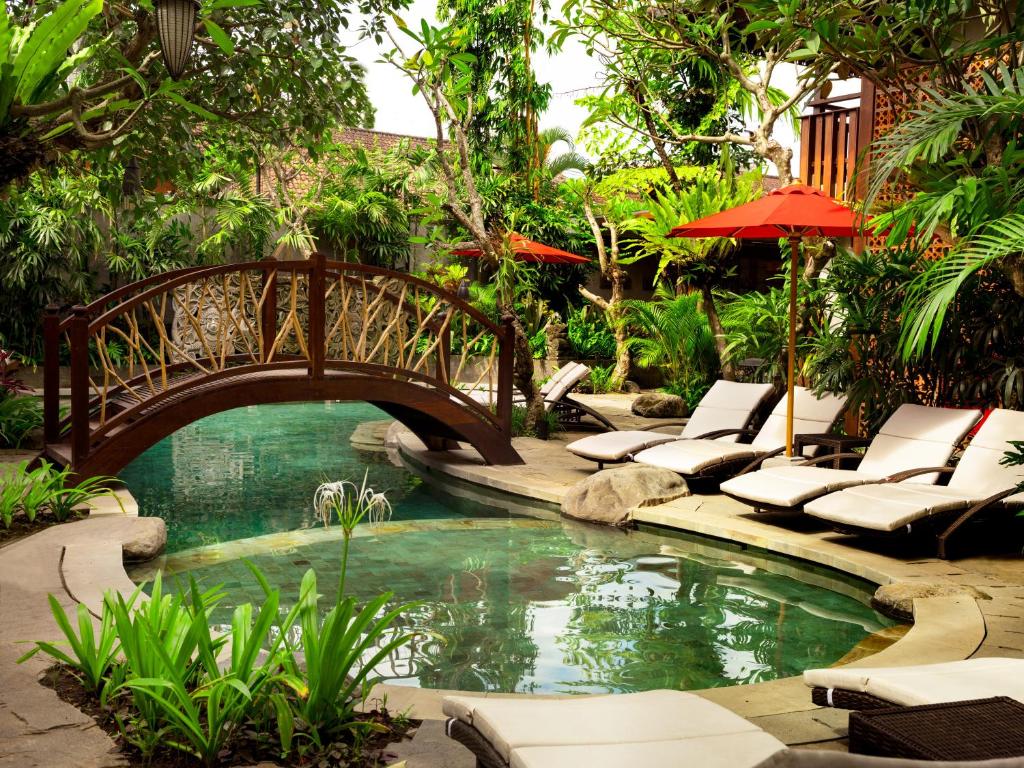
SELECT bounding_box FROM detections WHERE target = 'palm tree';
[537,126,591,179]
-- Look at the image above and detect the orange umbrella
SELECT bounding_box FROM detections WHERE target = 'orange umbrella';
[670,184,867,457]
[450,233,590,264]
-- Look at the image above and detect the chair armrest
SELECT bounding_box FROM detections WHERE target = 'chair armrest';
[639,422,688,432]
[735,446,786,476]
[796,452,867,468]
[694,427,757,441]
[938,486,1023,558]
[883,466,955,483]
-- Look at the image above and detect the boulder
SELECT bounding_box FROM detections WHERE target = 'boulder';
[621,380,641,394]
[123,517,167,562]
[631,392,687,418]
[872,581,990,621]
[561,464,690,527]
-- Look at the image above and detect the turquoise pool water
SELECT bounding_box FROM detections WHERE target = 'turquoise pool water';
[122,402,895,694]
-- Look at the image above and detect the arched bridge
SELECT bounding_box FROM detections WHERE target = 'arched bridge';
[42,253,523,478]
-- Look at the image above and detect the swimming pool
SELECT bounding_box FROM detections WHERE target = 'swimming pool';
[121,402,896,695]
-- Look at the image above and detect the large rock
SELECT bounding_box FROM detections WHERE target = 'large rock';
[872,581,990,621]
[561,465,690,527]
[122,517,167,562]
[631,392,687,419]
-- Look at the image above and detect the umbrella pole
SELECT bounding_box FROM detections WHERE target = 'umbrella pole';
[786,234,801,458]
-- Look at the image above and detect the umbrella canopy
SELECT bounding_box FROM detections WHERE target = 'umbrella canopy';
[670,183,865,457]
[450,233,590,264]
[669,184,868,240]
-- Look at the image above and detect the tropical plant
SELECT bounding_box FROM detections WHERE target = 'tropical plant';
[565,305,617,360]
[18,592,124,694]
[0,392,42,448]
[586,364,616,395]
[537,127,591,179]
[622,161,763,376]
[720,286,793,388]
[0,468,26,527]
[38,464,122,522]
[621,288,719,410]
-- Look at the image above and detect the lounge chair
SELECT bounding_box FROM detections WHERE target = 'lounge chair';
[804,408,1024,557]
[443,690,787,768]
[804,657,1024,711]
[719,404,983,516]
[465,361,616,431]
[565,380,776,469]
[629,386,847,481]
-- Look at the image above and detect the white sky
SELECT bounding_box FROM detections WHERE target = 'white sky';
[343,0,822,178]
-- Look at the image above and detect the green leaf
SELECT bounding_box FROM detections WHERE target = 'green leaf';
[203,19,234,56]
[163,89,220,121]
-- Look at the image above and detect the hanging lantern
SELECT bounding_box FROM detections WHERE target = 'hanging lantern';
[155,0,200,79]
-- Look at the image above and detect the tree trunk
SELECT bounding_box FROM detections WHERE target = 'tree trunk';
[608,267,631,386]
[701,286,734,380]
[504,308,544,435]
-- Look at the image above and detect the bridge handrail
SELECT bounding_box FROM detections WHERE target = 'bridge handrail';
[45,254,516,468]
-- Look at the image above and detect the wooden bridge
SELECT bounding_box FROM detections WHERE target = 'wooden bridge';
[43,254,523,478]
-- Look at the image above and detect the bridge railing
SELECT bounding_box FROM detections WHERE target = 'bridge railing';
[45,254,514,467]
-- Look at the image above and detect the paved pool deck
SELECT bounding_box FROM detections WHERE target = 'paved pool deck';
[0,393,1022,767]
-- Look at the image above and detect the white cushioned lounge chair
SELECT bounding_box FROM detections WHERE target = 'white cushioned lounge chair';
[443,690,786,768]
[630,386,847,480]
[466,361,616,431]
[803,408,1024,557]
[804,657,1024,711]
[719,404,983,516]
[564,380,776,469]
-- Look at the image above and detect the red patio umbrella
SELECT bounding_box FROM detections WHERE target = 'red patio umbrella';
[450,232,590,264]
[670,184,867,457]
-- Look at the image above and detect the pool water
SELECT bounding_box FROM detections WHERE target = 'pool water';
[122,402,896,695]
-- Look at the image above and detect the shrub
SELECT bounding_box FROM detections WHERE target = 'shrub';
[0,393,43,448]
[566,305,616,360]
[0,461,122,528]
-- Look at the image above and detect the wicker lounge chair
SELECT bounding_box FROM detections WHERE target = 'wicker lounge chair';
[629,386,847,481]
[719,404,983,515]
[466,361,616,431]
[803,408,1024,557]
[804,657,1024,711]
[443,690,787,768]
[565,380,776,469]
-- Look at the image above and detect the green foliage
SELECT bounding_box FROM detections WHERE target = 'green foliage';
[0,460,121,528]
[19,592,123,694]
[509,403,560,438]
[621,288,719,409]
[23,521,420,765]
[0,392,42,448]
[566,305,616,360]
[0,0,103,127]
[804,248,1024,430]
[720,287,792,388]
[585,364,616,394]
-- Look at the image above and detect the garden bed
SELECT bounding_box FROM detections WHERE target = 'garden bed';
[43,664,418,768]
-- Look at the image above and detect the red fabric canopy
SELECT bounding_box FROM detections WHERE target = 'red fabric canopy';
[450,233,590,264]
[669,184,867,240]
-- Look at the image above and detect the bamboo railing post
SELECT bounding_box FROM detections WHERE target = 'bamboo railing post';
[261,258,277,363]
[69,305,91,467]
[308,252,326,379]
[497,316,515,435]
[43,304,61,443]
[437,325,451,386]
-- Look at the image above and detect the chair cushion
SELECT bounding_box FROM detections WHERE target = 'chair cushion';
[804,483,982,532]
[856,405,981,482]
[750,387,847,452]
[542,363,590,409]
[948,408,1024,496]
[633,439,760,475]
[720,466,883,508]
[442,690,765,762]
[803,658,1024,708]
[681,381,775,441]
[565,431,679,462]
[511,732,786,768]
